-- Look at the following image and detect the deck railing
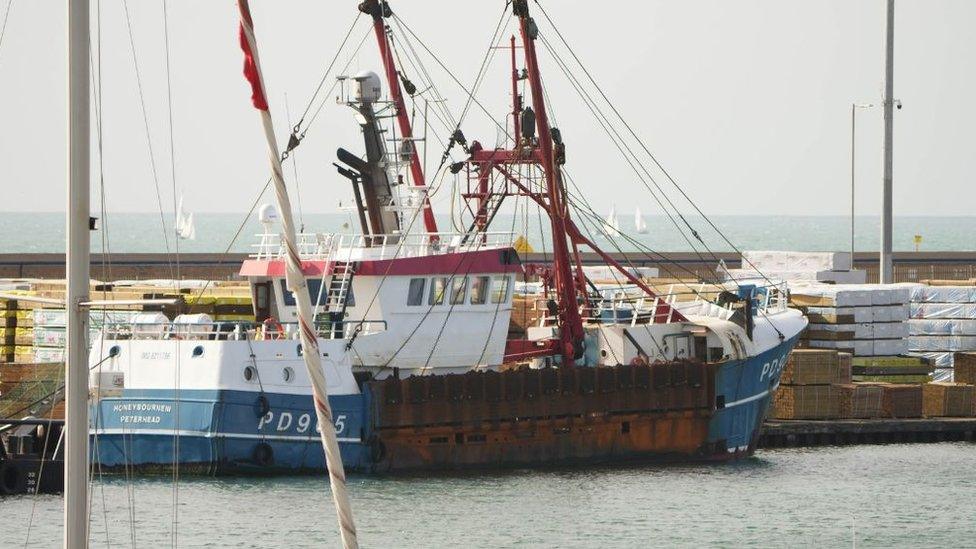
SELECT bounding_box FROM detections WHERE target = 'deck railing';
[99,319,387,342]
[251,231,515,262]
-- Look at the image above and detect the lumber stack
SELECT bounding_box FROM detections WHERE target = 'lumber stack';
[771,350,852,419]
[0,295,37,364]
[921,382,976,417]
[0,363,63,418]
[791,284,911,357]
[908,285,976,380]
[836,383,884,419]
[955,352,976,385]
[877,383,923,418]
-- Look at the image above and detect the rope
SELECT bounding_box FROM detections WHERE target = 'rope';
[0,0,13,65]
[120,0,174,283]
[533,2,774,289]
[160,1,182,543]
[237,4,358,546]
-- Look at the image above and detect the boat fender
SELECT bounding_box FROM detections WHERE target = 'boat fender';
[252,442,274,467]
[256,394,270,418]
[0,462,24,495]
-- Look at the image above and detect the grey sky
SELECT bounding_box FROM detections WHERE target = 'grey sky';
[0,0,973,219]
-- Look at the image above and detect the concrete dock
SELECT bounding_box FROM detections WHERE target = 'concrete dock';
[760,418,976,448]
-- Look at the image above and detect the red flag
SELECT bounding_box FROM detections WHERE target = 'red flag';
[239,23,269,111]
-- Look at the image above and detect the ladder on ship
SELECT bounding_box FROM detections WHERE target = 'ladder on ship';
[461,192,506,244]
[323,260,356,339]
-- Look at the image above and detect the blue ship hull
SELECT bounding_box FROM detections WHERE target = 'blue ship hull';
[90,336,800,473]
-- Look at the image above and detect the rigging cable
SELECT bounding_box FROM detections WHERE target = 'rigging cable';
[0,0,13,63]
[532,1,773,289]
[89,1,114,544]
[161,0,182,545]
[120,0,174,277]
[535,31,721,284]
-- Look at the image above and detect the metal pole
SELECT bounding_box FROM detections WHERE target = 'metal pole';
[880,0,895,283]
[65,0,91,546]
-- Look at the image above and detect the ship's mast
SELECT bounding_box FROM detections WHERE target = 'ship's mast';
[513,0,584,365]
[360,0,439,235]
[65,0,91,545]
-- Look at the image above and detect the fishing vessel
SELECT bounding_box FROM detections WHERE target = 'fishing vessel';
[88,0,806,474]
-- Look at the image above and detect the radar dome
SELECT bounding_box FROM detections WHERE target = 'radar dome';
[258,203,279,225]
[353,70,382,103]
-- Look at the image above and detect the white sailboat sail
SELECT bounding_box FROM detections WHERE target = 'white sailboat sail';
[635,206,648,234]
[175,193,196,240]
[602,204,620,236]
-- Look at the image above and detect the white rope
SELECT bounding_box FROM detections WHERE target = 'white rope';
[237,3,358,547]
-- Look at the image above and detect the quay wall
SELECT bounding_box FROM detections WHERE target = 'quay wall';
[1,251,975,283]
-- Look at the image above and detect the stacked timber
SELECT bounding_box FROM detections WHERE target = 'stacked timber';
[921,382,976,417]
[955,353,976,384]
[791,284,911,357]
[851,356,934,384]
[877,383,923,418]
[835,383,884,419]
[771,350,851,419]
[0,294,37,364]
[0,363,63,418]
[908,285,976,380]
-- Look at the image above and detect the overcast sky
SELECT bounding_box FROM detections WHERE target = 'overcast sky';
[0,0,973,219]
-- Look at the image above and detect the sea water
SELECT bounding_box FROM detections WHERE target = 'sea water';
[2,213,975,254]
[2,443,974,547]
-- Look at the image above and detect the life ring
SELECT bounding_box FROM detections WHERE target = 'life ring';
[252,442,274,467]
[630,355,649,367]
[262,318,284,340]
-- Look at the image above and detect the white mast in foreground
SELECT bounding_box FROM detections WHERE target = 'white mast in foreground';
[65,0,91,546]
[236,2,359,547]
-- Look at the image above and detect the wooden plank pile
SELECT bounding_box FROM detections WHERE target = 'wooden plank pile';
[771,349,851,419]
[955,352,976,384]
[877,383,923,418]
[0,295,37,364]
[922,382,976,417]
[836,383,884,419]
[0,363,63,418]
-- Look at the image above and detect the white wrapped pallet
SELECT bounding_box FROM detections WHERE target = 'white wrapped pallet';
[909,285,976,304]
[908,351,954,368]
[807,339,908,356]
[742,251,852,271]
[907,335,976,352]
[808,323,874,339]
[909,319,976,336]
[872,304,910,322]
[873,322,910,339]
[910,303,976,320]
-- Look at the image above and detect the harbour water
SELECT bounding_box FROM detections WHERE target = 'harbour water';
[2,443,972,547]
[2,213,975,254]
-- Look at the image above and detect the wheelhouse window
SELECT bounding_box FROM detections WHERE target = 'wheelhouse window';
[429,277,447,306]
[280,279,324,307]
[280,278,353,307]
[407,278,426,306]
[470,276,489,305]
[491,275,511,304]
[450,277,467,305]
